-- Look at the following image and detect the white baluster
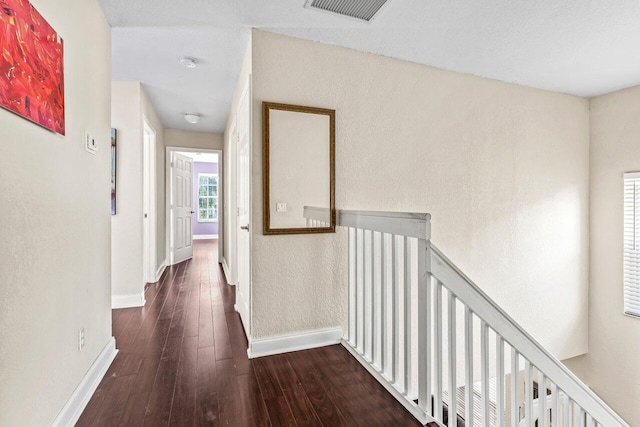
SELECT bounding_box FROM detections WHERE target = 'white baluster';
[563,396,570,427]
[551,383,559,427]
[356,228,364,353]
[404,236,412,396]
[371,230,377,365]
[496,336,505,427]
[418,238,431,414]
[481,321,490,426]
[586,412,595,427]
[364,230,371,360]
[435,280,443,422]
[525,360,533,427]
[577,406,585,427]
[540,371,547,427]
[392,234,400,384]
[511,348,519,427]
[380,232,387,375]
[465,307,474,427]
[348,227,356,345]
[448,291,457,427]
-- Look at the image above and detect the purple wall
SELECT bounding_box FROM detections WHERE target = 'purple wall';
[193,161,219,236]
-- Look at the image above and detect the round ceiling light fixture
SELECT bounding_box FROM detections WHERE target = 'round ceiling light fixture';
[179,57,197,68]
[184,113,201,124]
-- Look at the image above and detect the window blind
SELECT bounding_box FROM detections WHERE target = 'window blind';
[623,172,640,317]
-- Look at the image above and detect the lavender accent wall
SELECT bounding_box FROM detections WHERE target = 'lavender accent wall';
[193,161,219,236]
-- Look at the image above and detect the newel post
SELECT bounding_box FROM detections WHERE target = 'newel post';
[417,216,432,417]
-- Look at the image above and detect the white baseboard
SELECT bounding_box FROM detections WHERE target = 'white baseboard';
[222,257,235,285]
[247,327,343,359]
[193,234,218,240]
[112,291,145,309]
[52,337,118,427]
[155,260,167,282]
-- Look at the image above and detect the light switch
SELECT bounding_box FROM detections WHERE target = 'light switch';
[276,203,287,212]
[84,131,97,154]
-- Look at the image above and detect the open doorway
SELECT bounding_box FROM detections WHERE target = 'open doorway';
[166,147,223,266]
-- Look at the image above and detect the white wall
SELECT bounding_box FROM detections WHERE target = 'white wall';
[0,0,112,425]
[111,82,142,302]
[111,82,165,305]
[165,129,223,150]
[563,85,640,424]
[141,87,166,273]
[223,40,252,285]
[249,31,591,364]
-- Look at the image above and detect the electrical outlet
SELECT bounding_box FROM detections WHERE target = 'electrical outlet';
[78,327,85,351]
[276,202,287,212]
[84,131,97,154]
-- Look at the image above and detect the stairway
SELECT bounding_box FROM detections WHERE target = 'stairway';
[303,207,628,427]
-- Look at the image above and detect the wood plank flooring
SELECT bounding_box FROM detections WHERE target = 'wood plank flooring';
[77,240,422,426]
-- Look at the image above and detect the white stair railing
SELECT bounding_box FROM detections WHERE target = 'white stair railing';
[303,207,628,427]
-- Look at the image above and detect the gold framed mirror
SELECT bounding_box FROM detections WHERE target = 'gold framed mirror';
[262,102,336,235]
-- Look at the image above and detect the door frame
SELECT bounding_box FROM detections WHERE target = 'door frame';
[142,115,157,284]
[165,146,224,266]
[235,76,252,338]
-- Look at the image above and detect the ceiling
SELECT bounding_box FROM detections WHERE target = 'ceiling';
[101,0,640,133]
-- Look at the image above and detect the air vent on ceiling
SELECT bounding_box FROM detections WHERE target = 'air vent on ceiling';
[304,0,390,23]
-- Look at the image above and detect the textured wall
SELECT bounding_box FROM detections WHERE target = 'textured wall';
[111,82,165,300]
[250,30,591,363]
[193,161,219,236]
[564,86,640,424]
[111,82,143,298]
[141,87,166,272]
[165,129,223,150]
[0,0,112,425]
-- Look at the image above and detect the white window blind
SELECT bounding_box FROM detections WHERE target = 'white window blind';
[624,172,640,317]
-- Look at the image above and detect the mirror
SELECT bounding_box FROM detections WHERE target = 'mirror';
[262,102,335,235]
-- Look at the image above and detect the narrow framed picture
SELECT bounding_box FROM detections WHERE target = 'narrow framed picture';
[111,129,117,215]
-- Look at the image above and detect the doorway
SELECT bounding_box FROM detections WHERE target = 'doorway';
[166,147,223,266]
[142,116,157,284]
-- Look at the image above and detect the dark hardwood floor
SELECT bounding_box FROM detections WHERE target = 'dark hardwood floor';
[77,240,422,426]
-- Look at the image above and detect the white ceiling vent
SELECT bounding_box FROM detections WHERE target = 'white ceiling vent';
[304,0,390,23]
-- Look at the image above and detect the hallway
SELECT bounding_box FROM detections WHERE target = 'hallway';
[77,240,420,426]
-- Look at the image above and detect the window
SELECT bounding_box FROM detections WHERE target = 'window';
[624,172,640,317]
[198,173,218,222]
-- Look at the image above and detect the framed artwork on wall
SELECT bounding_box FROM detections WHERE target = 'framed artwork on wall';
[0,0,65,134]
[111,129,117,215]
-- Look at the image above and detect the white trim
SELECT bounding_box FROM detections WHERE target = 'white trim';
[51,337,118,427]
[247,327,343,359]
[112,291,146,309]
[142,116,157,285]
[155,260,166,282]
[623,171,640,179]
[194,234,219,240]
[197,172,219,222]
[166,146,224,268]
[222,257,235,285]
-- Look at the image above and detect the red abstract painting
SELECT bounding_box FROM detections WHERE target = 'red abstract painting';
[0,0,65,134]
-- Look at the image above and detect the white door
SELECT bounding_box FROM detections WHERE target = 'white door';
[143,119,157,283]
[236,81,251,332]
[172,153,194,264]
